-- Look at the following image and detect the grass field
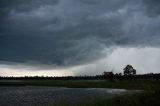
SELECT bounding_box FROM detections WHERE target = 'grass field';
[0,79,160,90]
[0,79,160,106]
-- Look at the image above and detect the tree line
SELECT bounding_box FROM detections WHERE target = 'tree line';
[0,65,159,81]
[0,73,159,81]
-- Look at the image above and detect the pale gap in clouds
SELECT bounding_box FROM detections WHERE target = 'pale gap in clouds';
[0,47,160,76]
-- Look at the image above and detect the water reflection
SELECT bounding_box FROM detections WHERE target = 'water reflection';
[0,86,138,106]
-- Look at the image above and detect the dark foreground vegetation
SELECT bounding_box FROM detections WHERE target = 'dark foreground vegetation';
[49,91,160,106]
[52,91,160,106]
[0,73,160,106]
[0,73,160,90]
[0,78,160,90]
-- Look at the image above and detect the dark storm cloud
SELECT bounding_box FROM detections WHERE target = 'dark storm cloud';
[0,0,160,67]
[143,0,160,17]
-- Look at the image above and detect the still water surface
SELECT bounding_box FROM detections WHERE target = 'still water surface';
[0,86,136,106]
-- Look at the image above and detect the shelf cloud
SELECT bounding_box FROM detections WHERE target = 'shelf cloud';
[0,0,160,75]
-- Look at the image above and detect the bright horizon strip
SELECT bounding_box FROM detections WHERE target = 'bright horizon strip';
[0,47,160,77]
[0,66,73,77]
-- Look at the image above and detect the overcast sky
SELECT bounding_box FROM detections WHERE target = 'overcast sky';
[0,0,160,76]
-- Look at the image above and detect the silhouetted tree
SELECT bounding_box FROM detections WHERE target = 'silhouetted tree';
[123,65,136,75]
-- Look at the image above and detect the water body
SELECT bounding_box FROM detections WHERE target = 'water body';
[0,86,138,106]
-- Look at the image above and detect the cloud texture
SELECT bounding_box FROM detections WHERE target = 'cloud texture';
[0,0,160,69]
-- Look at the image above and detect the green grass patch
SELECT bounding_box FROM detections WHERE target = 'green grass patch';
[0,79,160,90]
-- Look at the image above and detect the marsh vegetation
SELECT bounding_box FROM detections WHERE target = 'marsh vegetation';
[0,72,160,106]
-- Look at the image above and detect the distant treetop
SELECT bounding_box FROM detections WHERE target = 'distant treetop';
[123,65,136,75]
